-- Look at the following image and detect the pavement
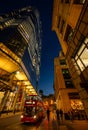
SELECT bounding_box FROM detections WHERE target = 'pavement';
[63,119,88,130]
[44,111,88,130]
[0,111,22,119]
[0,112,88,130]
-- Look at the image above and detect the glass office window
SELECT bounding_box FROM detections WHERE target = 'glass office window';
[75,38,88,71]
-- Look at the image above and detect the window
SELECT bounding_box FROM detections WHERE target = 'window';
[59,59,66,65]
[60,19,65,34]
[64,24,73,42]
[65,80,74,88]
[75,38,88,71]
[62,68,71,79]
[73,0,85,4]
[65,0,70,3]
[62,68,69,74]
[68,92,80,99]
[80,48,88,67]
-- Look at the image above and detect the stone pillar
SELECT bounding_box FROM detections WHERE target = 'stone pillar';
[0,90,10,114]
[12,85,21,113]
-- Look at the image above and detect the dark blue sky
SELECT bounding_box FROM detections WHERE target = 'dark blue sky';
[0,0,61,96]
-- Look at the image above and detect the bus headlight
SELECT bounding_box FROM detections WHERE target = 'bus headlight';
[33,115,37,119]
[21,115,24,118]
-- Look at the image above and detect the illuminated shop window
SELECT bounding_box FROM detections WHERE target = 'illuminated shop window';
[75,38,88,71]
[70,99,84,110]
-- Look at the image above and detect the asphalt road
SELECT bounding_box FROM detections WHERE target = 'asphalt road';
[0,115,42,130]
[0,114,59,130]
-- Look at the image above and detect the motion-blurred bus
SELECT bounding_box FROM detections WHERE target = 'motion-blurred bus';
[21,95,45,123]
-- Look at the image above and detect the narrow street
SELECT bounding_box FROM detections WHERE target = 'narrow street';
[0,111,88,130]
[0,111,59,130]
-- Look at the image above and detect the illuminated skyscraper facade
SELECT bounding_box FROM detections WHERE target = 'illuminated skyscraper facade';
[0,7,42,112]
[0,6,42,90]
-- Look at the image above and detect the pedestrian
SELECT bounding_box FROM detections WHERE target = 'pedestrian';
[52,109,56,120]
[59,109,63,121]
[47,108,50,121]
[56,109,59,120]
[68,110,73,122]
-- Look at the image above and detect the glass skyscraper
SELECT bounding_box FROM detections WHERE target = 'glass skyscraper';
[0,6,42,91]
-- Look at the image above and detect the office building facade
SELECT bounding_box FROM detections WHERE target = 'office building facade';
[52,0,88,117]
[54,51,85,119]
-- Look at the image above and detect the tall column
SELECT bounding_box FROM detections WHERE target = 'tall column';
[20,88,25,111]
[0,90,10,114]
[12,84,21,113]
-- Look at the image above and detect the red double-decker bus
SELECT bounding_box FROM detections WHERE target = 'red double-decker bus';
[20,95,45,123]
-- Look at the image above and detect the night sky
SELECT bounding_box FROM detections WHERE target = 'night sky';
[0,0,61,96]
